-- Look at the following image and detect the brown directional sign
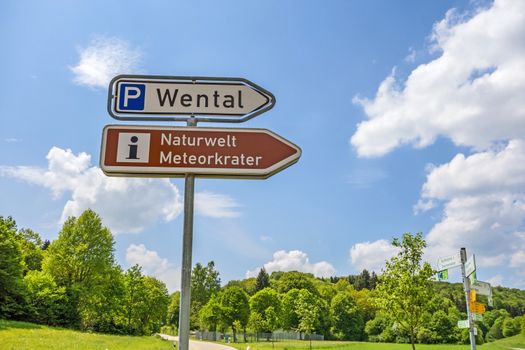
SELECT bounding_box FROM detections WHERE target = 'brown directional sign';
[100,125,301,179]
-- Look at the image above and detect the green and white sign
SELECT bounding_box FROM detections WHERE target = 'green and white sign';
[469,271,477,285]
[458,319,470,329]
[465,254,476,277]
[437,269,449,281]
[471,313,483,322]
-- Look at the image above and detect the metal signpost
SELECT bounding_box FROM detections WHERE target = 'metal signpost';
[460,248,476,350]
[102,75,300,350]
[437,249,492,350]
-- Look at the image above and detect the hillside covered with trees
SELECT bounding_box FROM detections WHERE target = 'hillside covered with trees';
[1,210,525,346]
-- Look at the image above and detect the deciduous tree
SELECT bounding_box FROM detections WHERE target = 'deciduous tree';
[220,286,250,342]
[0,216,26,319]
[42,209,118,329]
[374,233,435,350]
[191,261,221,328]
[330,291,364,340]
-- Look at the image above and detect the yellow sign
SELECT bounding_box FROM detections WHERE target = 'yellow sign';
[471,302,486,314]
[470,290,476,302]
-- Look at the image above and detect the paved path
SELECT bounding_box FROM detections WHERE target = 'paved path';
[157,334,236,350]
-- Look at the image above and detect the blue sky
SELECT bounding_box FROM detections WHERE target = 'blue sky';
[1,0,524,291]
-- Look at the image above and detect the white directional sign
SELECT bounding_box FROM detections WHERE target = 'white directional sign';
[465,255,476,277]
[438,253,462,271]
[108,75,275,122]
[472,281,491,296]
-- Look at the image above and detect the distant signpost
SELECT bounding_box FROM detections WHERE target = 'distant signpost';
[437,249,492,350]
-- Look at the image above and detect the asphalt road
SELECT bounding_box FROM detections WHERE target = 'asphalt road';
[158,334,236,350]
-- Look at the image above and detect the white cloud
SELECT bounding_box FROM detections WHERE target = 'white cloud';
[349,239,399,272]
[195,191,241,218]
[126,243,180,292]
[404,47,417,63]
[0,147,241,233]
[510,251,525,268]
[247,250,335,278]
[420,140,525,201]
[70,36,142,88]
[351,0,525,157]
[4,138,21,143]
[510,232,525,268]
[419,142,525,270]
[348,0,525,287]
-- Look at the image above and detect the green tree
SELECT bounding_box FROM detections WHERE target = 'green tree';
[487,316,505,341]
[296,289,325,337]
[140,276,169,335]
[354,269,371,290]
[330,291,364,340]
[191,261,221,328]
[248,311,265,340]
[123,265,146,334]
[427,310,457,343]
[374,233,435,350]
[365,313,394,342]
[200,293,222,333]
[255,268,270,292]
[250,287,282,332]
[502,316,521,338]
[281,288,301,330]
[220,286,250,342]
[0,216,26,319]
[296,290,318,349]
[274,271,318,295]
[225,278,257,296]
[24,270,67,325]
[167,291,181,328]
[16,228,44,274]
[42,209,118,329]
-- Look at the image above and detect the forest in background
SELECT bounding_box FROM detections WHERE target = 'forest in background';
[1,209,525,346]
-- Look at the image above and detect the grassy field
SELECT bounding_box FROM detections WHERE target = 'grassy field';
[1,319,523,350]
[228,334,525,350]
[0,319,173,350]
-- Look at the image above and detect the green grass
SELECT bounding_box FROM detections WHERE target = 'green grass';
[0,319,173,350]
[228,334,525,350]
[483,334,525,349]
[1,319,523,350]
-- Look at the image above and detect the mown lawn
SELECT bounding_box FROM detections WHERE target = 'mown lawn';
[1,319,523,350]
[228,334,525,350]
[0,319,173,350]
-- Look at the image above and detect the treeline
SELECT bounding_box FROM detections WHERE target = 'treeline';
[173,259,525,345]
[0,210,169,335]
[2,210,525,345]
